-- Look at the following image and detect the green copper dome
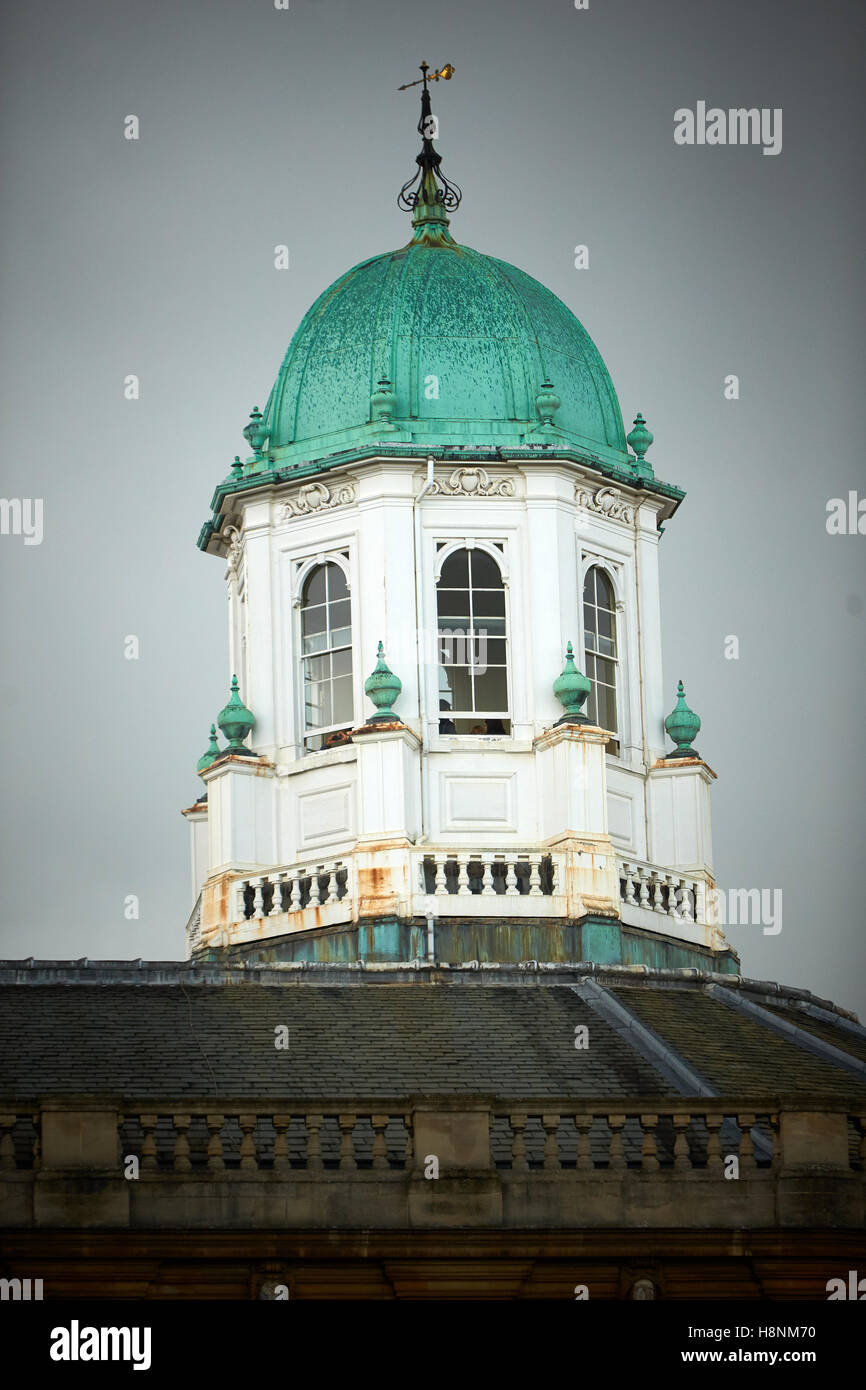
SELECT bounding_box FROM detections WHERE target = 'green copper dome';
[259,233,627,465]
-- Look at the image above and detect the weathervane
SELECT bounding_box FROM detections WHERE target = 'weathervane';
[397,61,462,214]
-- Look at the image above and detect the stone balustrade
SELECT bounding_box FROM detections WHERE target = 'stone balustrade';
[415,850,565,917]
[2,1099,863,1233]
[235,861,350,923]
[492,1106,779,1171]
[617,857,712,936]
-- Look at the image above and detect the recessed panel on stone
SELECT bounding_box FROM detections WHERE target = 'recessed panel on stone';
[607,790,634,846]
[441,774,515,831]
[298,784,354,847]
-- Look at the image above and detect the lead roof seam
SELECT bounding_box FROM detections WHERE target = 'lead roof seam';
[572,980,716,1098]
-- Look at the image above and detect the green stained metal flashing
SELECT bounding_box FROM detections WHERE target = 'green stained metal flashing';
[200,915,740,974]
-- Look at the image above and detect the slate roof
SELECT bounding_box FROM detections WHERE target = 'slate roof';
[1,961,864,1104]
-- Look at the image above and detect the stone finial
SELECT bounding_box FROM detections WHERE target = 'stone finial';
[553,641,591,724]
[242,406,268,459]
[230,456,243,480]
[370,378,397,427]
[535,380,561,428]
[217,676,256,752]
[363,643,402,723]
[195,724,221,796]
[664,679,701,759]
[627,411,653,460]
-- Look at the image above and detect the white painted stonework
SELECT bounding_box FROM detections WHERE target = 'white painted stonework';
[185,454,725,957]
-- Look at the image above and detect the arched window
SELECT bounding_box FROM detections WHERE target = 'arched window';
[436,546,510,735]
[300,562,353,752]
[583,565,619,752]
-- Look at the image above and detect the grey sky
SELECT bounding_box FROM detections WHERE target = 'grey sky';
[1,0,863,1013]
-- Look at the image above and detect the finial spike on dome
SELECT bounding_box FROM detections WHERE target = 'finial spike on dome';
[397,61,461,245]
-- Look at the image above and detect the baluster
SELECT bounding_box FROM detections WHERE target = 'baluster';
[206,1114,225,1172]
[371,1114,389,1171]
[172,1114,192,1172]
[607,1114,627,1171]
[574,1114,594,1172]
[326,869,340,903]
[681,879,694,923]
[456,853,471,895]
[305,1113,324,1172]
[236,883,249,921]
[481,854,496,896]
[638,867,650,908]
[640,1113,659,1171]
[705,1112,724,1175]
[434,853,448,896]
[140,1114,158,1171]
[737,1112,757,1171]
[0,1115,17,1171]
[289,875,302,912]
[238,1114,258,1171]
[652,873,666,914]
[624,864,637,905]
[505,859,519,897]
[696,879,709,925]
[672,1113,692,1171]
[308,871,322,908]
[510,1113,528,1171]
[404,1113,415,1167]
[541,1114,561,1171]
[548,856,557,896]
[268,875,283,916]
[273,1113,292,1173]
[667,875,681,920]
[528,854,543,897]
[338,1113,357,1169]
[251,878,265,920]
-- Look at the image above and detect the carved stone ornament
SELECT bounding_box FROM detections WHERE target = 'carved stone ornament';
[429,467,516,498]
[223,524,243,576]
[574,484,634,525]
[279,479,357,521]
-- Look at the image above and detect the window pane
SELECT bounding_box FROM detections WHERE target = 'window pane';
[332,647,352,678]
[439,630,472,665]
[331,675,353,724]
[583,569,596,602]
[594,569,615,608]
[437,589,471,622]
[583,602,597,634]
[472,589,506,617]
[472,616,506,638]
[439,550,470,587]
[328,598,350,632]
[305,680,332,729]
[595,681,617,732]
[303,566,327,606]
[330,625,351,650]
[597,605,616,643]
[474,636,506,669]
[302,603,327,635]
[473,665,508,712]
[440,664,473,712]
[468,549,502,588]
[305,654,330,683]
[325,565,348,601]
